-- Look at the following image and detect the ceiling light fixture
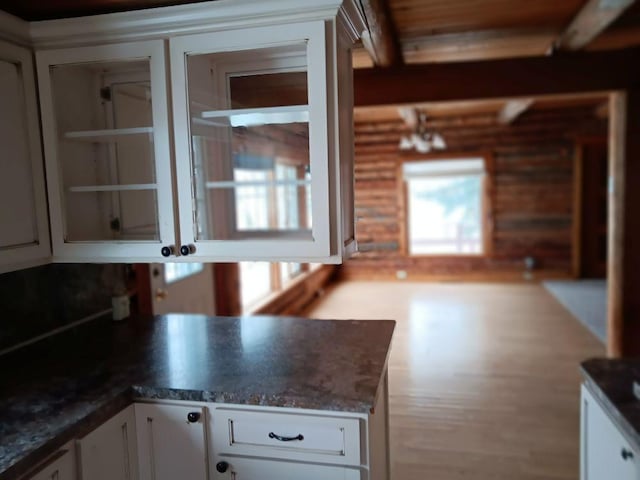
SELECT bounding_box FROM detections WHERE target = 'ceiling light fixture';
[398,111,447,153]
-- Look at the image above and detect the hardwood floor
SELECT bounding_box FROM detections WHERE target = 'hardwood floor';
[304,281,604,480]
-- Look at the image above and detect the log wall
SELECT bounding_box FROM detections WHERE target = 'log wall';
[341,105,606,281]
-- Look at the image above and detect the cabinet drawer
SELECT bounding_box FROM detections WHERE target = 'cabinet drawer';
[212,408,362,465]
[214,456,362,480]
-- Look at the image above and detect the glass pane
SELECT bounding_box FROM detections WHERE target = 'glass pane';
[280,262,302,286]
[408,175,483,255]
[0,59,38,249]
[50,59,159,242]
[165,263,204,284]
[65,190,159,241]
[185,43,312,242]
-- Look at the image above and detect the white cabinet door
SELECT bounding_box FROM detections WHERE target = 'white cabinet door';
[36,40,176,262]
[135,403,209,480]
[0,39,50,273]
[77,406,138,480]
[581,385,639,480]
[28,449,75,480]
[169,22,335,262]
[213,457,361,480]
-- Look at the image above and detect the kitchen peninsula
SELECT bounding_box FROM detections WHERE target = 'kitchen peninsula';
[0,315,394,480]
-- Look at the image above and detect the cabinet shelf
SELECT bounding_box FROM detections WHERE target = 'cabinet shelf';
[63,127,154,143]
[205,179,311,189]
[68,183,158,193]
[201,105,308,127]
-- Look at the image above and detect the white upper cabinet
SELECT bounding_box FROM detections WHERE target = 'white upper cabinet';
[30,0,363,264]
[36,41,176,261]
[0,39,50,273]
[170,22,334,260]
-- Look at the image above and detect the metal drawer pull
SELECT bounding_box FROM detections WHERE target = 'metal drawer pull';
[622,448,635,461]
[268,432,304,442]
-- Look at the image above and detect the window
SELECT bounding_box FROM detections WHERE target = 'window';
[403,158,486,255]
[234,157,311,311]
[239,261,306,311]
[239,261,272,308]
[165,263,204,283]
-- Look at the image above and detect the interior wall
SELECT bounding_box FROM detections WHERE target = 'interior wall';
[342,105,607,281]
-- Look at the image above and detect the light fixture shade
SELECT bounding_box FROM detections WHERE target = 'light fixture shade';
[399,136,413,150]
[432,133,446,150]
[415,137,431,153]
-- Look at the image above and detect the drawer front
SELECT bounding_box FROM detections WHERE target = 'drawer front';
[212,408,362,465]
[214,456,362,480]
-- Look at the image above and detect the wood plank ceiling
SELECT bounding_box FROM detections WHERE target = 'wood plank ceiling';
[1,0,635,129]
[354,0,640,67]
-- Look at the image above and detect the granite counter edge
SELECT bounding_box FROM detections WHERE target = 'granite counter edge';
[580,365,640,449]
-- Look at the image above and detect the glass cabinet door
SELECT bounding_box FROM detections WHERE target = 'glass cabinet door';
[170,22,331,260]
[36,41,175,260]
[0,40,50,271]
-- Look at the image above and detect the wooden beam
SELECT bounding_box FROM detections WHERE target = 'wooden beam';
[572,145,583,279]
[213,263,241,316]
[498,99,534,125]
[556,0,636,51]
[359,0,403,67]
[608,90,640,357]
[608,92,626,357]
[354,47,640,106]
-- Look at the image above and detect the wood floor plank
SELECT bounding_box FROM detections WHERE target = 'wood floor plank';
[304,282,604,480]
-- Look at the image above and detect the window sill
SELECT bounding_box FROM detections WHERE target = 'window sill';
[245,264,333,316]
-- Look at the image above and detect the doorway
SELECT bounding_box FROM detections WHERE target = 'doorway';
[149,263,215,315]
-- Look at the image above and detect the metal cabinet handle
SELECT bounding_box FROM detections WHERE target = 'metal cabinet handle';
[161,246,175,257]
[216,461,229,473]
[268,432,304,442]
[622,448,634,461]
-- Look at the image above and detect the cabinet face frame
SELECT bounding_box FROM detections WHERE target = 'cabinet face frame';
[0,39,51,272]
[169,21,332,259]
[36,40,176,261]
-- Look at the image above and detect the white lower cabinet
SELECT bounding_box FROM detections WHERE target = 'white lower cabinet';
[581,384,639,480]
[134,403,209,480]
[77,406,138,480]
[67,398,388,480]
[214,457,362,480]
[26,449,75,480]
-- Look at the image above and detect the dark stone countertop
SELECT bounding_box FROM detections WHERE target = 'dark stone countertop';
[0,314,395,480]
[581,358,640,447]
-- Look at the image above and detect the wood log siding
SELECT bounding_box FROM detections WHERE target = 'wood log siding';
[342,106,606,281]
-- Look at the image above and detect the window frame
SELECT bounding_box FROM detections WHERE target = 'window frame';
[240,261,310,313]
[399,152,494,258]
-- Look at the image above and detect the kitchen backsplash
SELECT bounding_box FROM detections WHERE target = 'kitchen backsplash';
[0,263,127,352]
